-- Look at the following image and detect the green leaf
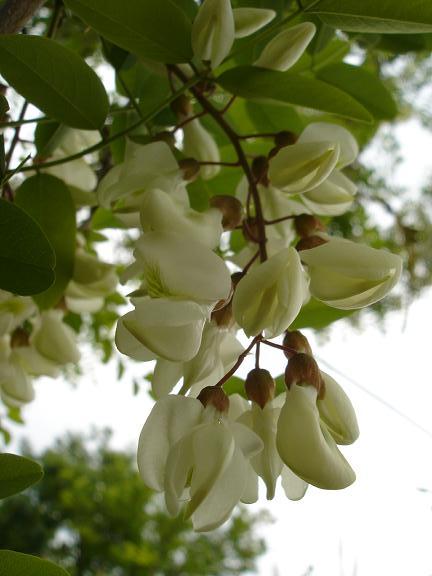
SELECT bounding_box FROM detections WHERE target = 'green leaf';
[0,199,55,295]
[316,63,398,120]
[15,175,76,309]
[224,376,246,397]
[218,66,373,123]
[0,453,43,499]
[64,0,193,63]
[0,551,69,576]
[289,298,355,330]
[0,35,108,130]
[245,100,303,134]
[305,0,432,33]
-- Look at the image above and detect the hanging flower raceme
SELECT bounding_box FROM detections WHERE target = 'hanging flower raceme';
[116,231,232,362]
[65,249,118,314]
[137,389,263,531]
[298,235,403,309]
[232,247,309,338]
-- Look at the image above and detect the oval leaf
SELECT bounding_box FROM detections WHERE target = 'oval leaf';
[64,0,193,63]
[305,0,432,33]
[0,453,43,499]
[218,66,373,123]
[15,174,76,309]
[316,63,398,120]
[0,199,55,295]
[0,551,69,576]
[0,35,109,129]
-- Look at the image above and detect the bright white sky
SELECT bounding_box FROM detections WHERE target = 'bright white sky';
[8,119,432,576]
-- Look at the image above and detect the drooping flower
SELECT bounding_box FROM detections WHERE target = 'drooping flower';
[299,236,403,309]
[137,391,263,531]
[254,22,316,71]
[0,290,36,337]
[0,337,34,406]
[276,354,356,490]
[116,232,232,362]
[233,247,309,338]
[97,141,188,214]
[30,310,80,366]
[192,0,235,69]
[139,188,223,249]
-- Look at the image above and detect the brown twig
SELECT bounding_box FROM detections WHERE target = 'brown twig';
[0,0,46,34]
[215,335,262,388]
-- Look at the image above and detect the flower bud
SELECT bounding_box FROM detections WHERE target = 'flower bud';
[285,353,321,392]
[274,130,297,148]
[192,0,235,68]
[254,22,316,71]
[171,95,193,118]
[252,156,269,185]
[178,158,201,181]
[296,235,328,252]
[282,331,312,359]
[233,8,275,38]
[197,385,230,413]
[294,214,325,238]
[245,368,275,408]
[209,195,244,230]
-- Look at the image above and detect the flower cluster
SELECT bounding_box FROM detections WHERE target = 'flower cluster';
[104,0,405,532]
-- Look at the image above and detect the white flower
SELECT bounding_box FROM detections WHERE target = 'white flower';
[318,371,359,445]
[30,310,80,366]
[137,394,263,531]
[192,0,235,69]
[65,249,118,314]
[116,232,231,362]
[233,247,309,338]
[296,122,358,215]
[276,383,356,490]
[268,140,340,195]
[97,141,188,210]
[45,128,99,192]
[299,236,403,309]
[139,188,223,249]
[182,118,221,180]
[0,338,34,406]
[0,291,36,337]
[254,22,316,71]
[233,8,275,38]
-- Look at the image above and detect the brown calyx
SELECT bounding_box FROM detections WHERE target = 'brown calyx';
[178,158,201,181]
[296,235,328,252]
[10,327,30,348]
[282,330,313,359]
[251,156,269,186]
[198,386,230,413]
[245,368,275,409]
[294,214,325,238]
[209,195,244,230]
[285,353,322,393]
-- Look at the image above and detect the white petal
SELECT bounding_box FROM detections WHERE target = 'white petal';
[187,421,235,517]
[30,311,80,365]
[255,22,316,71]
[115,317,156,361]
[152,359,183,398]
[276,384,356,489]
[191,445,247,532]
[182,119,221,180]
[164,432,195,516]
[233,8,275,38]
[301,171,356,216]
[192,0,235,68]
[298,122,358,168]
[318,371,359,445]
[13,347,60,378]
[281,466,308,501]
[137,395,203,491]
[230,420,263,459]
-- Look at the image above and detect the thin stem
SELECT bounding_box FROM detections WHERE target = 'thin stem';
[242,250,259,275]
[255,340,261,369]
[170,65,268,262]
[117,70,144,119]
[172,110,207,132]
[239,132,277,140]
[221,95,236,114]
[5,101,28,170]
[215,335,262,388]
[262,339,297,356]
[264,214,296,225]
[7,77,201,176]
[198,160,240,167]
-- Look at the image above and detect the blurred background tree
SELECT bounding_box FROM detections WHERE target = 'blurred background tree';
[0,430,268,575]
